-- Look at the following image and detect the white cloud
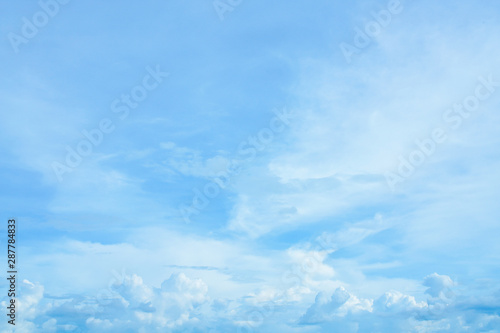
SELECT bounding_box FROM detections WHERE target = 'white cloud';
[423,273,456,299]
[300,287,372,324]
[373,290,427,313]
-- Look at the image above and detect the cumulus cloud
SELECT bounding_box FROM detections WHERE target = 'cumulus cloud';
[297,273,500,332]
[300,287,372,324]
[300,286,430,332]
[4,272,500,332]
[0,273,212,332]
[94,272,211,331]
[423,273,456,299]
[373,290,427,314]
[1,280,48,333]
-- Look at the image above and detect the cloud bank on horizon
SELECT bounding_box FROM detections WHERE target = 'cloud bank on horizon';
[1,0,500,332]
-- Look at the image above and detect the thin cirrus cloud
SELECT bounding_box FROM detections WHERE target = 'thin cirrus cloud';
[0,0,499,332]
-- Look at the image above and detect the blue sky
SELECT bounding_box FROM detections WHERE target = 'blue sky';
[1,0,500,332]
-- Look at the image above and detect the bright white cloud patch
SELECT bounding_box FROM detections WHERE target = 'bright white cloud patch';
[5,273,500,332]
